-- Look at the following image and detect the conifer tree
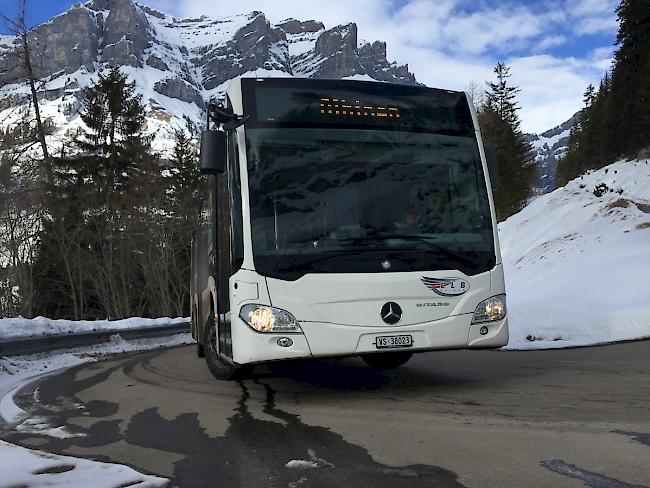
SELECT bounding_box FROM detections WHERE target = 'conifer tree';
[35,67,155,319]
[76,66,152,201]
[583,84,596,107]
[169,129,201,203]
[608,0,650,156]
[558,0,650,185]
[479,62,535,221]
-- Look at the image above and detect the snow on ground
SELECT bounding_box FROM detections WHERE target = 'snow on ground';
[0,333,193,487]
[0,439,168,487]
[0,316,189,340]
[0,333,193,424]
[501,158,650,349]
[285,449,334,469]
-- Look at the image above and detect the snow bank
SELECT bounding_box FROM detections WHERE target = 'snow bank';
[500,158,650,349]
[0,316,189,340]
[0,439,168,487]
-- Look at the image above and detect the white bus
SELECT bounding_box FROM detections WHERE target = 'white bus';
[190,77,508,380]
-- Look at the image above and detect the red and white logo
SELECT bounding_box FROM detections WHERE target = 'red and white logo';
[421,277,470,296]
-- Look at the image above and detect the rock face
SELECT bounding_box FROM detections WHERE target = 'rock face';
[1,4,101,83]
[194,12,291,90]
[276,19,324,35]
[99,0,153,67]
[154,78,204,106]
[0,0,417,95]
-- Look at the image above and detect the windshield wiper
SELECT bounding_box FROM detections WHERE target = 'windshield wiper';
[338,234,475,267]
[277,250,361,273]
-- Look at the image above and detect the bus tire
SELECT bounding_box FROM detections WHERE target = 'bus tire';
[195,313,205,358]
[362,352,413,369]
[204,313,250,380]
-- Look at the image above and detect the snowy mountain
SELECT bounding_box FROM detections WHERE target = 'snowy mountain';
[500,157,650,349]
[525,111,581,193]
[0,0,417,155]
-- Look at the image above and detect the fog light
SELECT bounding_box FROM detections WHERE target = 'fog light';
[480,326,489,336]
[277,337,294,347]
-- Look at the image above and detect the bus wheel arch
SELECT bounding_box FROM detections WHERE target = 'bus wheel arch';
[203,310,243,380]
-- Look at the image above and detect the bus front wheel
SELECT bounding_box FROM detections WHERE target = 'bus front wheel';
[204,313,249,380]
[362,352,413,369]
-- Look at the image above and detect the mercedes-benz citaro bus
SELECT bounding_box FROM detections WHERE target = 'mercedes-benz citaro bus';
[190,77,508,380]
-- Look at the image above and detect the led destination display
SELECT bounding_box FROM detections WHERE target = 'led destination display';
[242,78,475,135]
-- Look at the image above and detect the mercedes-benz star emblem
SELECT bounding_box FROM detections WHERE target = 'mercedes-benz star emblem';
[381,260,391,270]
[380,302,402,325]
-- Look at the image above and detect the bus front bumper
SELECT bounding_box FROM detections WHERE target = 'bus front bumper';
[231,314,508,365]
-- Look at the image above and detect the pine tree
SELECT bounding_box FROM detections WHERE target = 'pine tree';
[169,129,201,205]
[479,62,535,221]
[583,84,596,108]
[609,0,650,156]
[35,67,155,319]
[485,63,522,131]
[76,67,152,201]
[558,0,650,185]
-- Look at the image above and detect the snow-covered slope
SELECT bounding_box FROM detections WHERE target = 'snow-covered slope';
[500,158,650,349]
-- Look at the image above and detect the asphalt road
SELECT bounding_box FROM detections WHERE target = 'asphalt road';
[2,341,650,488]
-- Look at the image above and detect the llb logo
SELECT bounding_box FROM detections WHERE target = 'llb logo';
[420,277,470,296]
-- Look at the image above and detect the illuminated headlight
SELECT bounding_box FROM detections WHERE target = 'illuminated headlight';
[240,304,302,333]
[471,295,507,324]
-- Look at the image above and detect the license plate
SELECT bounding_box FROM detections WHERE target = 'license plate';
[375,335,413,349]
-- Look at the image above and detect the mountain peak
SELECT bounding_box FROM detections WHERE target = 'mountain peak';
[87,0,135,10]
[277,18,324,34]
[527,111,582,193]
[0,0,418,151]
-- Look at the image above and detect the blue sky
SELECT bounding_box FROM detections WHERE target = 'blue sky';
[0,0,620,132]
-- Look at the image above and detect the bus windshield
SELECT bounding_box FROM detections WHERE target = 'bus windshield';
[245,127,495,280]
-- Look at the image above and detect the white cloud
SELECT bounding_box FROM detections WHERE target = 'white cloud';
[147,0,617,133]
[575,15,618,35]
[535,35,568,52]
[567,0,619,35]
[567,0,618,18]
[439,7,548,55]
[510,55,595,131]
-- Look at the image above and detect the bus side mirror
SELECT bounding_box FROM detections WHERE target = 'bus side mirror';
[199,130,226,174]
[485,146,500,191]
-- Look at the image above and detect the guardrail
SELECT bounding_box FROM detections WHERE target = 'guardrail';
[0,323,190,357]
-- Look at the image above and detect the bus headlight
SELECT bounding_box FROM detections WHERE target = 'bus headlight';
[471,295,507,324]
[240,305,302,333]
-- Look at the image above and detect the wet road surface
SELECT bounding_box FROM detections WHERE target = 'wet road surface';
[2,341,650,487]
